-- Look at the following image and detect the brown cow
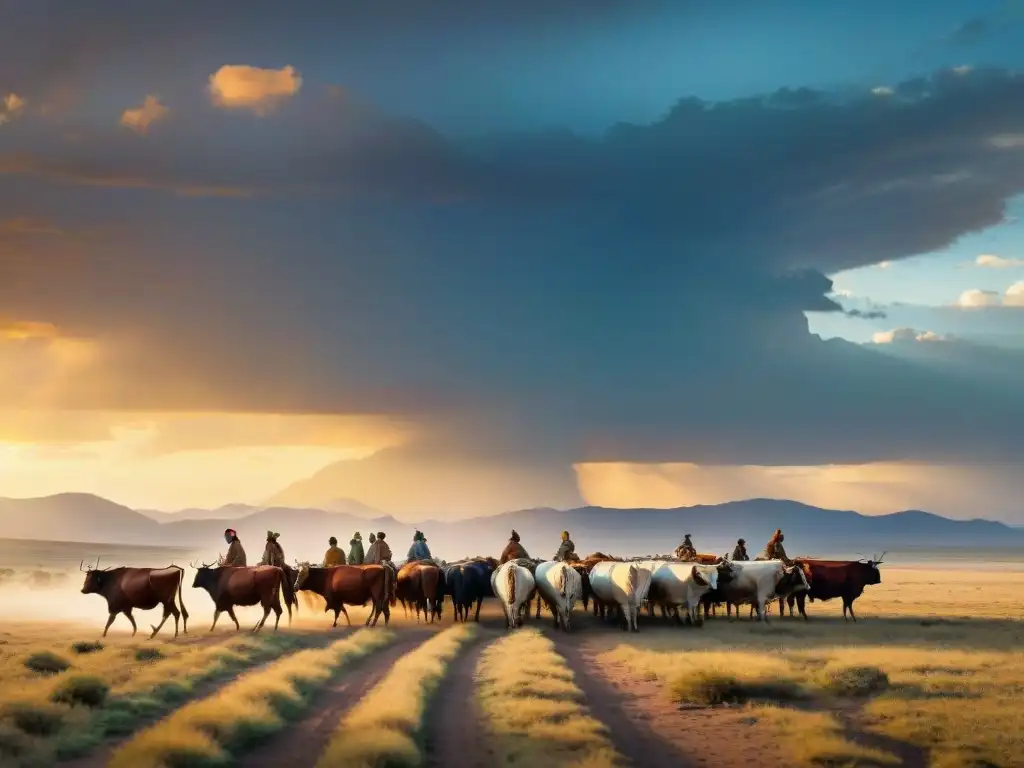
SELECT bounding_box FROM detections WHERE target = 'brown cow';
[191,564,293,633]
[293,563,392,627]
[80,561,189,638]
[396,561,445,623]
[780,557,883,621]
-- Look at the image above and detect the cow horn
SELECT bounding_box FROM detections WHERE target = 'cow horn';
[79,559,86,572]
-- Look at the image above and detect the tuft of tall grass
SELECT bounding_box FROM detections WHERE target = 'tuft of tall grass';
[475,628,622,767]
[109,630,394,768]
[316,624,478,768]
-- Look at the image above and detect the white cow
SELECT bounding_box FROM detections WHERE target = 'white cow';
[490,560,536,630]
[534,561,583,632]
[649,562,720,625]
[712,560,809,622]
[589,560,654,632]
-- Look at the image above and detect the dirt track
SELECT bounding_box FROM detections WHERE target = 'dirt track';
[57,604,908,768]
[241,630,436,768]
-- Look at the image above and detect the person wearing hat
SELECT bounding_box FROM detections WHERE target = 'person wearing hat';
[407,529,433,562]
[322,536,347,567]
[731,538,749,561]
[554,530,578,562]
[500,529,530,564]
[674,534,697,562]
[365,531,392,565]
[260,531,286,567]
[348,532,365,565]
[760,529,793,565]
[219,528,246,566]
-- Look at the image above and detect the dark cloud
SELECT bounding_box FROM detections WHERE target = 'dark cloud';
[3,66,1024,466]
[948,18,991,46]
[844,308,888,320]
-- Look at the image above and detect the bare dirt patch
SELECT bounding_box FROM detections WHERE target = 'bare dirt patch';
[239,630,434,768]
[553,634,702,768]
[424,631,495,768]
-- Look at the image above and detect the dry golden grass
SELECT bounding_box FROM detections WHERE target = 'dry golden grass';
[591,567,1024,767]
[476,627,623,768]
[109,629,394,768]
[316,623,478,768]
[0,621,309,767]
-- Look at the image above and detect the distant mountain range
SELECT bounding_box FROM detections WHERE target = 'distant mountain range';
[0,493,1021,563]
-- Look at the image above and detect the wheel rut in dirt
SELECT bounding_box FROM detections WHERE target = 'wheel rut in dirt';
[60,632,341,768]
[424,629,494,768]
[240,630,434,768]
[552,634,692,768]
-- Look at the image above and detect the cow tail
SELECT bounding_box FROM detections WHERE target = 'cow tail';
[556,564,567,599]
[176,566,189,630]
[506,564,516,609]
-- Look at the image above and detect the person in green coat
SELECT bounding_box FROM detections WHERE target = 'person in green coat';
[348,532,365,565]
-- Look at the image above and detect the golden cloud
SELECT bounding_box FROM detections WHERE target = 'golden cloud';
[208,64,302,114]
[0,93,25,124]
[0,318,60,340]
[120,95,170,134]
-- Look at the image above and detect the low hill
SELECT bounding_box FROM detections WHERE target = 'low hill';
[1,493,1019,563]
[136,504,263,524]
[0,493,161,545]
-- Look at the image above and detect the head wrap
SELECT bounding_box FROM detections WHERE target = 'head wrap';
[225,528,237,538]
[329,536,338,546]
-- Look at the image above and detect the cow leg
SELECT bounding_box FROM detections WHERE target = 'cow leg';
[210,610,221,632]
[474,597,483,622]
[102,612,117,637]
[252,606,269,633]
[797,593,808,620]
[845,599,857,622]
[272,603,282,631]
[124,610,138,636]
[227,607,241,631]
[339,605,352,626]
[149,605,172,639]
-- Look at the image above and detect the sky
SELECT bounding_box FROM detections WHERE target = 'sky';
[2,0,1024,521]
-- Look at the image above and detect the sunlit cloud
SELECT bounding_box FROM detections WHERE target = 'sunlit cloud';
[957,282,1024,307]
[0,92,25,124]
[0,318,60,340]
[1005,281,1024,307]
[957,288,1002,307]
[208,64,302,114]
[975,254,1024,268]
[120,95,169,134]
[871,327,946,344]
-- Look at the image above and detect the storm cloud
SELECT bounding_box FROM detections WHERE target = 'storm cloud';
[2,7,1024,470]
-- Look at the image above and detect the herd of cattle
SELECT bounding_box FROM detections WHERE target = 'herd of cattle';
[77,550,885,638]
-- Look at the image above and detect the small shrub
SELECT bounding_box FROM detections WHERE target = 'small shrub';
[670,670,805,706]
[4,701,65,736]
[25,651,70,675]
[51,675,110,708]
[820,666,890,698]
[0,721,33,759]
[134,647,163,662]
[72,641,105,655]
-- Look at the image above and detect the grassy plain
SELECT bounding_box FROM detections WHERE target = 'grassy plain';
[318,623,478,768]
[0,564,1021,767]
[592,567,1024,767]
[476,626,623,767]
